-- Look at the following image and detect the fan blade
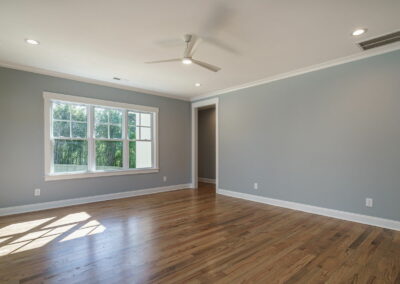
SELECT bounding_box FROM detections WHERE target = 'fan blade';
[154,38,182,48]
[198,1,239,55]
[203,36,240,55]
[201,2,232,34]
[145,58,181,64]
[192,59,221,72]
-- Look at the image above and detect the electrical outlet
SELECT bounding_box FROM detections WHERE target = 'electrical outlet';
[254,182,258,190]
[163,176,167,182]
[34,188,41,197]
[365,198,373,207]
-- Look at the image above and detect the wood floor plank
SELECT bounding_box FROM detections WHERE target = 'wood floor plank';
[0,183,399,283]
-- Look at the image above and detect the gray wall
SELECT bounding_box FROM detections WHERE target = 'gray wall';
[198,108,216,179]
[0,67,191,208]
[218,50,400,221]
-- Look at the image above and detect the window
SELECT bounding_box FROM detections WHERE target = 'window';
[52,102,88,173]
[128,111,153,169]
[94,107,124,171]
[44,92,158,180]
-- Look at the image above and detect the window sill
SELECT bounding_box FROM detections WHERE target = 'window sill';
[45,168,159,181]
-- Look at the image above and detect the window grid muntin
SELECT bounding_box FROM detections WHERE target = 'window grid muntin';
[93,106,124,172]
[94,106,123,140]
[52,102,88,139]
[51,101,89,173]
[127,111,153,169]
[127,111,153,142]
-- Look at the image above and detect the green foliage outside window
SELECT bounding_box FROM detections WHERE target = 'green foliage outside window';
[129,141,136,168]
[54,140,88,172]
[95,141,123,170]
[51,102,152,173]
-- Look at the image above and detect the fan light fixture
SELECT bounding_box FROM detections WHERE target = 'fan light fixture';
[352,28,367,36]
[146,34,221,72]
[25,39,40,45]
[182,58,192,65]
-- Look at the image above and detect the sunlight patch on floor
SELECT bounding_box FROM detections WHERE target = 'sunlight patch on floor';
[11,229,52,243]
[15,234,60,254]
[0,212,106,257]
[0,217,55,237]
[43,212,91,228]
[60,220,105,242]
[0,237,11,244]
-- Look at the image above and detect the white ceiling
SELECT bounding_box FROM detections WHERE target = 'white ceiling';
[0,0,399,100]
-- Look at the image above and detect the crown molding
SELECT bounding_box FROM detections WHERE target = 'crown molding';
[1,42,399,103]
[0,60,190,101]
[191,43,400,102]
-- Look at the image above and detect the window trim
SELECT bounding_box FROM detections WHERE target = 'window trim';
[44,92,159,181]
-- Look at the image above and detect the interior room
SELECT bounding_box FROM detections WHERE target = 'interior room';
[0,0,400,283]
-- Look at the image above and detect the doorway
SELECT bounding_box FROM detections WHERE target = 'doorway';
[191,98,219,190]
[197,105,216,190]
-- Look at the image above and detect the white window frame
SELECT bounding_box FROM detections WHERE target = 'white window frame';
[44,92,159,181]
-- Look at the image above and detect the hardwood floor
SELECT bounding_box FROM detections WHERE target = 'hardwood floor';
[0,182,399,283]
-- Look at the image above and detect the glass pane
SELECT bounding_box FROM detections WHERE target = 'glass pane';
[128,112,138,126]
[71,105,87,121]
[95,107,108,123]
[53,140,88,173]
[129,141,136,168]
[53,121,70,137]
[140,113,151,127]
[128,126,137,140]
[140,127,151,140]
[95,124,108,139]
[53,103,70,120]
[110,125,122,139]
[109,109,122,124]
[136,141,152,168]
[72,122,87,138]
[95,141,123,171]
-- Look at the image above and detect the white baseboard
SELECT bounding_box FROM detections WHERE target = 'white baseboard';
[198,177,216,184]
[217,188,400,231]
[0,183,192,217]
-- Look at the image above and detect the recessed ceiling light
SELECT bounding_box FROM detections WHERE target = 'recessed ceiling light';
[25,38,40,45]
[195,83,201,87]
[182,58,192,65]
[352,28,367,36]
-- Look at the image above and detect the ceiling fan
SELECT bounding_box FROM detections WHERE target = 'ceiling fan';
[145,34,221,72]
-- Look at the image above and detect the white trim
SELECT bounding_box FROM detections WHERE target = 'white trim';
[0,60,190,101]
[191,105,198,189]
[43,91,159,113]
[191,98,219,189]
[191,43,400,102]
[45,168,159,181]
[44,97,51,176]
[192,98,219,109]
[198,177,216,184]
[43,91,159,181]
[153,109,160,170]
[217,188,400,231]
[0,183,192,217]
